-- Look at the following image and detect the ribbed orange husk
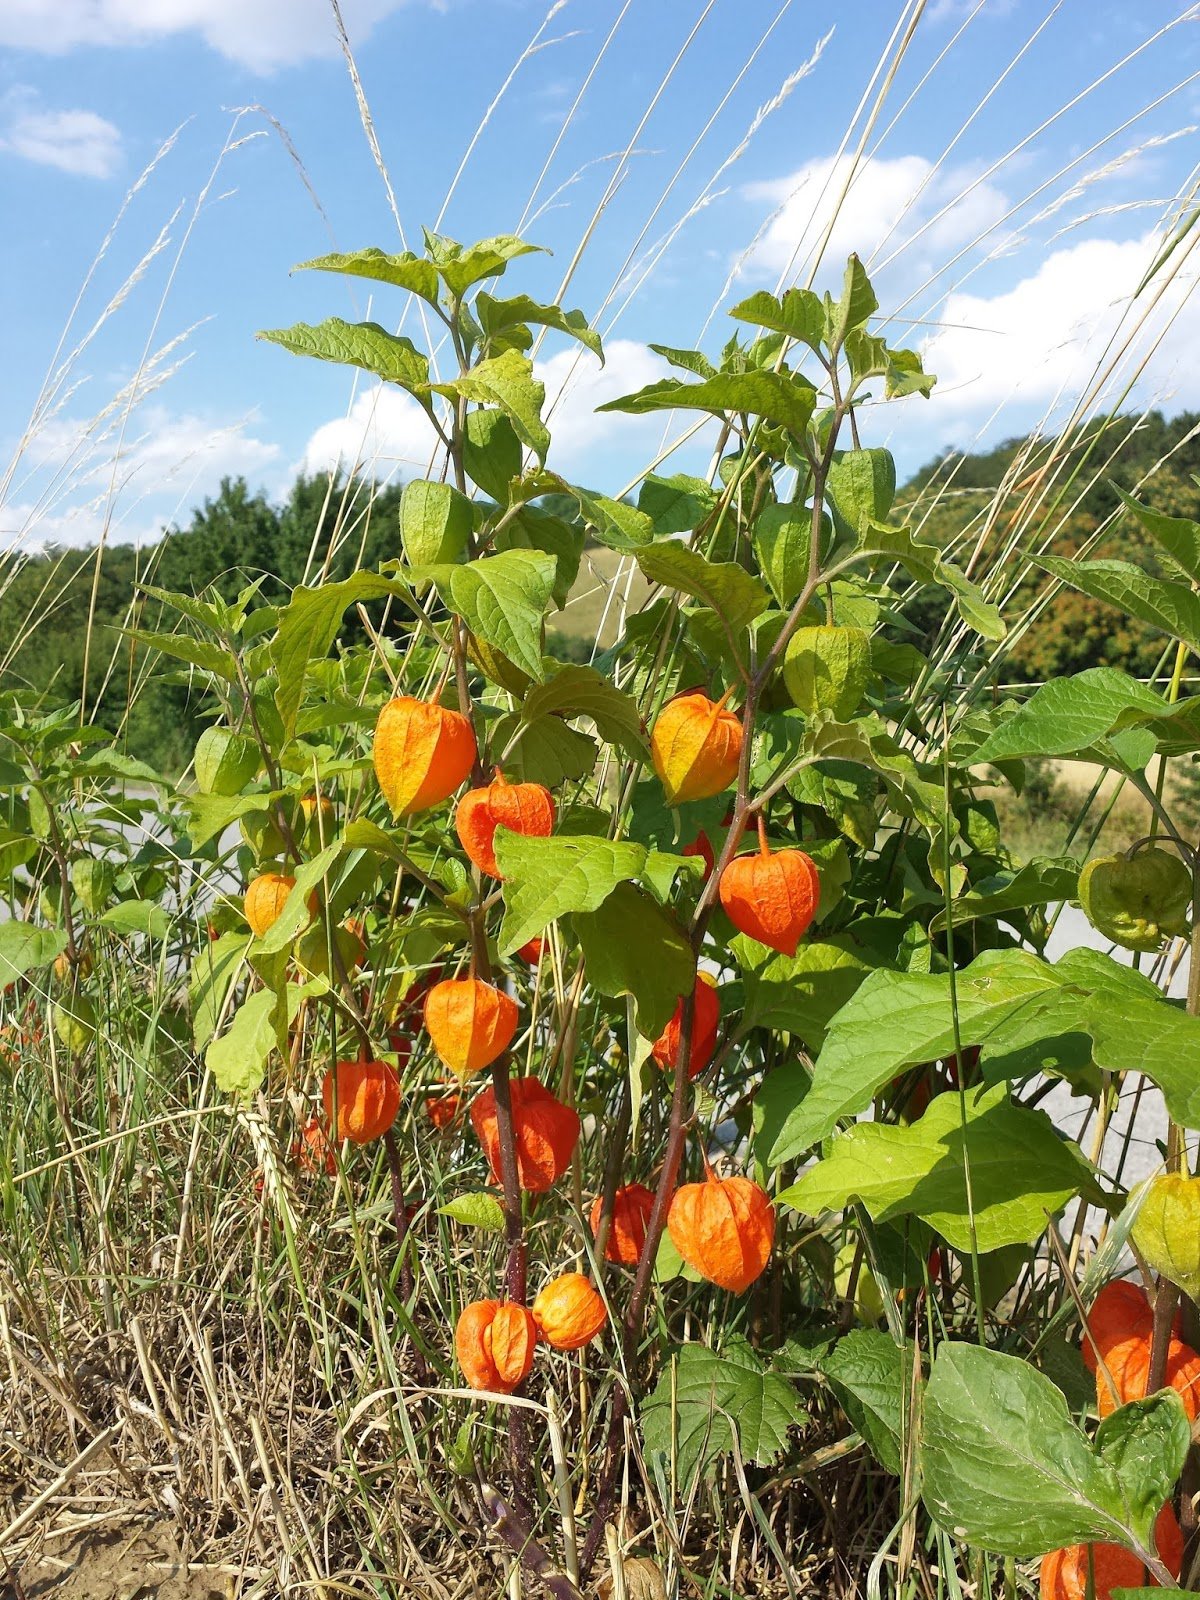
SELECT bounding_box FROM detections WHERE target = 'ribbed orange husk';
[718,848,819,956]
[667,1172,775,1293]
[532,1272,607,1350]
[1093,1333,1200,1420]
[455,1300,537,1393]
[425,1088,461,1129]
[470,1076,580,1193]
[651,691,743,806]
[651,973,720,1079]
[590,1183,656,1266]
[244,872,296,936]
[321,1058,401,1143]
[373,696,477,817]
[424,978,519,1077]
[1081,1280,1159,1368]
[1040,1503,1182,1600]
[290,1115,336,1175]
[455,775,555,879]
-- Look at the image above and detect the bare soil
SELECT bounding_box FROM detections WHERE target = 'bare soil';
[7,1524,234,1600]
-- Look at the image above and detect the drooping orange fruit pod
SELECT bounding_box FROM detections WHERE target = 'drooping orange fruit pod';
[455,1299,537,1393]
[455,773,555,879]
[1040,1502,1182,1600]
[290,1114,337,1175]
[1080,1280,1163,1365]
[682,829,716,880]
[667,1165,775,1293]
[470,1076,580,1193]
[1092,1334,1200,1420]
[244,872,304,936]
[425,1087,461,1129]
[373,696,477,818]
[651,972,720,1079]
[321,1057,401,1143]
[651,689,743,806]
[516,937,544,965]
[718,821,819,956]
[424,978,520,1077]
[590,1183,657,1266]
[532,1272,607,1350]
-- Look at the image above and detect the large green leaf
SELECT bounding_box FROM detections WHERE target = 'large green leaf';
[822,1330,913,1475]
[971,668,1169,765]
[738,935,873,1047]
[1095,1395,1191,1549]
[124,629,237,683]
[294,246,440,305]
[490,711,597,787]
[641,1338,807,1481]
[475,291,602,361]
[254,845,340,956]
[635,541,770,646]
[1088,997,1200,1130]
[0,922,68,984]
[495,831,646,954]
[826,449,896,534]
[425,231,544,298]
[636,473,717,536]
[574,882,694,1038]
[520,664,648,756]
[271,572,411,738]
[1034,555,1200,655]
[569,486,655,551]
[257,318,432,395]
[928,857,1080,935]
[435,350,548,462]
[189,931,252,1052]
[922,1344,1186,1559]
[1116,487,1200,583]
[729,287,824,353]
[778,1083,1093,1252]
[767,950,1066,1161]
[858,521,1004,640]
[438,549,555,682]
[597,369,817,439]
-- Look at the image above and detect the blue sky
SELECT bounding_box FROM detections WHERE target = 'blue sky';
[3,0,1200,550]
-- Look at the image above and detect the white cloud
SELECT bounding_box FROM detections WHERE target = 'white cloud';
[300,339,677,488]
[742,153,1008,286]
[1,104,122,178]
[0,0,426,73]
[4,406,281,549]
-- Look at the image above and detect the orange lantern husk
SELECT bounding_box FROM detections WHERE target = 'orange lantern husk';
[591,1183,657,1266]
[321,1057,401,1143]
[425,1087,461,1129]
[1040,1502,1182,1600]
[667,1165,775,1293]
[718,822,819,957]
[455,1300,537,1393]
[651,690,743,806]
[651,973,720,1079]
[424,978,519,1077]
[532,1272,607,1350]
[470,1076,580,1193]
[455,773,555,879]
[244,872,298,936]
[291,1114,337,1175]
[373,696,477,817]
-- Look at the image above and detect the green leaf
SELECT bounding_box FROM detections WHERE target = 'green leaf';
[858,521,1004,640]
[928,857,1081,935]
[439,1192,506,1231]
[476,291,602,361]
[400,479,474,567]
[574,882,694,1038]
[1115,487,1200,583]
[778,1083,1093,1252]
[641,1338,807,1481]
[520,664,648,756]
[185,791,272,851]
[444,549,555,682]
[569,487,655,551]
[597,369,817,439]
[1034,555,1200,655]
[189,932,251,1052]
[435,350,548,462]
[826,254,879,350]
[754,503,810,607]
[99,900,171,939]
[1087,997,1200,1130]
[822,1330,912,1474]
[271,572,411,739]
[491,711,597,787]
[257,318,432,396]
[1094,1394,1190,1550]
[426,232,544,298]
[207,985,309,1099]
[495,832,646,954]
[294,246,440,305]
[971,669,1169,765]
[495,506,583,609]
[826,449,896,534]
[768,950,1066,1160]
[255,845,340,956]
[124,629,237,682]
[647,343,717,379]
[738,936,873,1048]
[636,472,717,536]
[463,409,523,501]
[729,287,825,353]
[635,542,770,647]
[0,922,67,984]
[921,1343,1173,1559]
